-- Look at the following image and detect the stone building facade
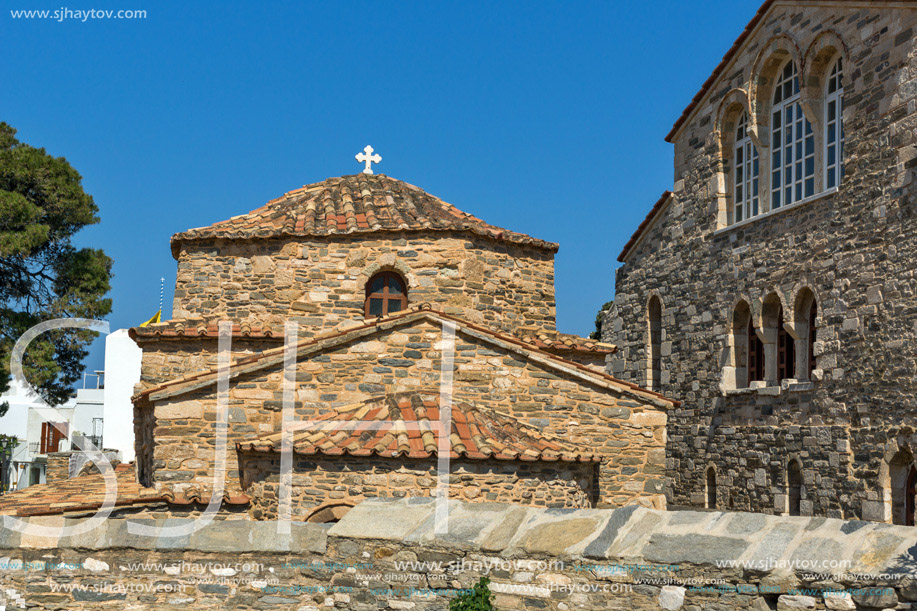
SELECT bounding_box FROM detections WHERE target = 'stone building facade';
[109,172,673,520]
[606,0,917,522]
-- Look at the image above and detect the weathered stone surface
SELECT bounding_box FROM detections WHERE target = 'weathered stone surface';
[606,2,917,522]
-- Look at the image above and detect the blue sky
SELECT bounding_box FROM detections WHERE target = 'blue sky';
[2,0,761,377]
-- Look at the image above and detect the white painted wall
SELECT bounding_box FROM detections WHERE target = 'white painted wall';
[103,329,141,462]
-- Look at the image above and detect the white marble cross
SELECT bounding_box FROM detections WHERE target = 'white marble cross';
[355,145,381,175]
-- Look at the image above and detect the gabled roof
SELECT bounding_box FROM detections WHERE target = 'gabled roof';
[618,191,672,263]
[128,316,615,356]
[0,465,251,517]
[665,0,890,143]
[237,392,601,463]
[132,305,677,409]
[170,173,558,258]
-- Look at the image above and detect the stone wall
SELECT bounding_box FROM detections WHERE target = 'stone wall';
[44,453,70,484]
[4,499,917,610]
[606,4,917,519]
[141,317,668,509]
[171,232,557,336]
[240,454,596,520]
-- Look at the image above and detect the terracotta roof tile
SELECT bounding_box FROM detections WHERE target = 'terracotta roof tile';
[618,191,672,263]
[170,174,558,257]
[0,465,250,517]
[129,316,615,356]
[237,392,601,463]
[131,305,676,409]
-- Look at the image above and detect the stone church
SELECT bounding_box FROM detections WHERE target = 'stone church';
[606,1,917,523]
[0,173,673,522]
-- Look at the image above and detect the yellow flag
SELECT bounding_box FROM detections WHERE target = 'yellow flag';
[139,309,161,327]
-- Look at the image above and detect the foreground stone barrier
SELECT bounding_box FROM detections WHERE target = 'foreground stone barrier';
[2,499,917,609]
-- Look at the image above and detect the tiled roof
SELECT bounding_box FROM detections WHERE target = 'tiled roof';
[237,392,601,463]
[170,174,558,257]
[128,315,615,356]
[132,305,676,409]
[618,191,672,263]
[665,0,869,142]
[0,465,160,517]
[0,464,250,517]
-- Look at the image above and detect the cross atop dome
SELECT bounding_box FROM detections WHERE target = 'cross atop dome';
[355,145,381,175]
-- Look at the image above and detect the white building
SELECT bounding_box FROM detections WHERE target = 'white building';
[0,329,141,491]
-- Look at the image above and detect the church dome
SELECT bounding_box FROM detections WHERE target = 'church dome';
[170,174,558,257]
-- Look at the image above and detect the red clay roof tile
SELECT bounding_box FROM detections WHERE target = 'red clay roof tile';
[170,174,558,257]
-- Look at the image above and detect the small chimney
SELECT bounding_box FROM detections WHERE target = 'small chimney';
[45,451,73,484]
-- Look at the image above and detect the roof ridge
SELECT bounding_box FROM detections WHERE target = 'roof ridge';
[132,306,677,409]
[169,174,559,258]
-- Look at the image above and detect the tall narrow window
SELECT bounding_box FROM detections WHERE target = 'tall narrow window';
[734,112,760,223]
[39,421,68,454]
[825,56,845,189]
[788,460,802,516]
[364,271,408,318]
[808,302,818,378]
[771,60,815,209]
[706,467,717,509]
[647,296,662,391]
[747,319,765,386]
[777,306,795,381]
[890,452,917,526]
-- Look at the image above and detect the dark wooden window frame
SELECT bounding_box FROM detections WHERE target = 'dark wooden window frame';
[364,271,408,318]
[777,306,796,381]
[747,319,765,386]
[40,421,68,454]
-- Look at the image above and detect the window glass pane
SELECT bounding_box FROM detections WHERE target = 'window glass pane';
[387,276,404,294]
[828,101,836,122]
[828,147,836,166]
[387,299,403,313]
[736,185,743,202]
[805,177,814,197]
[772,170,780,189]
[369,298,384,316]
[828,168,836,189]
[735,205,743,223]
[805,157,814,177]
[805,137,814,157]
[370,276,385,293]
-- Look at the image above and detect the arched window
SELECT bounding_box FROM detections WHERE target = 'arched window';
[825,56,845,189]
[747,318,765,386]
[734,112,760,223]
[364,271,408,317]
[777,306,795,381]
[889,451,916,526]
[647,296,662,391]
[706,466,717,509]
[807,301,817,378]
[771,60,815,209]
[787,459,802,516]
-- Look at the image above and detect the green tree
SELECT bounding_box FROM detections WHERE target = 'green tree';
[589,300,613,340]
[0,122,112,416]
[450,577,494,611]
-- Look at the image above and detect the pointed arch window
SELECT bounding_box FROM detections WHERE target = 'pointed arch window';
[734,112,760,223]
[825,56,845,189]
[771,60,815,209]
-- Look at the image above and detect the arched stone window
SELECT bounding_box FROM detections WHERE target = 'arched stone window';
[734,112,760,222]
[794,288,818,381]
[748,317,765,386]
[647,296,662,391]
[825,56,845,189]
[726,300,762,390]
[787,459,802,516]
[364,271,408,318]
[889,451,917,526]
[771,59,815,209]
[777,305,795,382]
[706,466,717,509]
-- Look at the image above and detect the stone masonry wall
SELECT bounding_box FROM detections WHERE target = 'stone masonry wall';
[171,231,557,336]
[143,318,668,509]
[4,499,917,610]
[607,4,917,519]
[240,455,595,520]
